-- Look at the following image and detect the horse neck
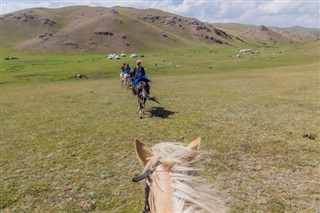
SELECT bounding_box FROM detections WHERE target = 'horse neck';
[149,164,174,213]
[148,143,226,213]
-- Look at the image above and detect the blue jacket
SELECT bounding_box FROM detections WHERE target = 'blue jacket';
[124,66,131,73]
[132,76,151,86]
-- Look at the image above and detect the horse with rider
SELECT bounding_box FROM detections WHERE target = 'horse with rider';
[119,60,158,118]
[130,60,151,96]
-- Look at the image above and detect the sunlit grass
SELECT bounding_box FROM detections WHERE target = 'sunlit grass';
[1,43,319,212]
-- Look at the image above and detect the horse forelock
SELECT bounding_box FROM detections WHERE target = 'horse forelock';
[145,142,226,213]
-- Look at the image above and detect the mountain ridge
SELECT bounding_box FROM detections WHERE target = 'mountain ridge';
[1,6,319,52]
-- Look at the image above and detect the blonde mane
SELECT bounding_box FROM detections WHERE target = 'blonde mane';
[143,142,226,213]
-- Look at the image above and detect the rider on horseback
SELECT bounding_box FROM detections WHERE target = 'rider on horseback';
[130,60,151,96]
[124,64,131,74]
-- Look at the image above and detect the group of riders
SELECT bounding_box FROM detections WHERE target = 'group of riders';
[120,60,151,96]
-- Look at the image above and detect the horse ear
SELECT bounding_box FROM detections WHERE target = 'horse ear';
[188,137,201,150]
[134,139,153,166]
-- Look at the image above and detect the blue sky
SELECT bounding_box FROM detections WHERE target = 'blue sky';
[1,0,319,28]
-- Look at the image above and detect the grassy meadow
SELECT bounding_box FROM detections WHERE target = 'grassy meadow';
[1,42,319,212]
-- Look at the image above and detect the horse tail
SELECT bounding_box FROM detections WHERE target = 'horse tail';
[147,96,161,105]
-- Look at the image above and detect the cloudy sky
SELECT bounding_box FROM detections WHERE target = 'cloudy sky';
[1,0,319,28]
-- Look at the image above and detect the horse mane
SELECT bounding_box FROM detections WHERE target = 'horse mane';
[145,142,226,213]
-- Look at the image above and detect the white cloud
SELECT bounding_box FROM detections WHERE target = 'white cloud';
[257,1,302,14]
[296,14,318,27]
[1,0,319,28]
[1,2,51,14]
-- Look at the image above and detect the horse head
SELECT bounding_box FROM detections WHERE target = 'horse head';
[133,138,226,213]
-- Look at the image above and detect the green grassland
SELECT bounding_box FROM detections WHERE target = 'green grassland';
[1,42,319,212]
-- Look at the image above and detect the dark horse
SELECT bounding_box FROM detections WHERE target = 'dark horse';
[133,81,160,119]
[134,81,148,118]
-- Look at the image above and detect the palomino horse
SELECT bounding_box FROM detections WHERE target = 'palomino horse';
[133,137,226,213]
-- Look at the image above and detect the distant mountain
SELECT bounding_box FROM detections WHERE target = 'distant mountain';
[213,23,254,35]
[284,26,320,40]
[268,27,303,42]
[0,6,239,52]
[214,23,320,43]
[239,25,297,44]
[1,6,318,52]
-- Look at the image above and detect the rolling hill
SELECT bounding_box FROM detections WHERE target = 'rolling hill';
[0,6,237,52]
[214,23,319,44]
[284,26,320,40]
[239,25,297,44]
[1,6,319,52]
